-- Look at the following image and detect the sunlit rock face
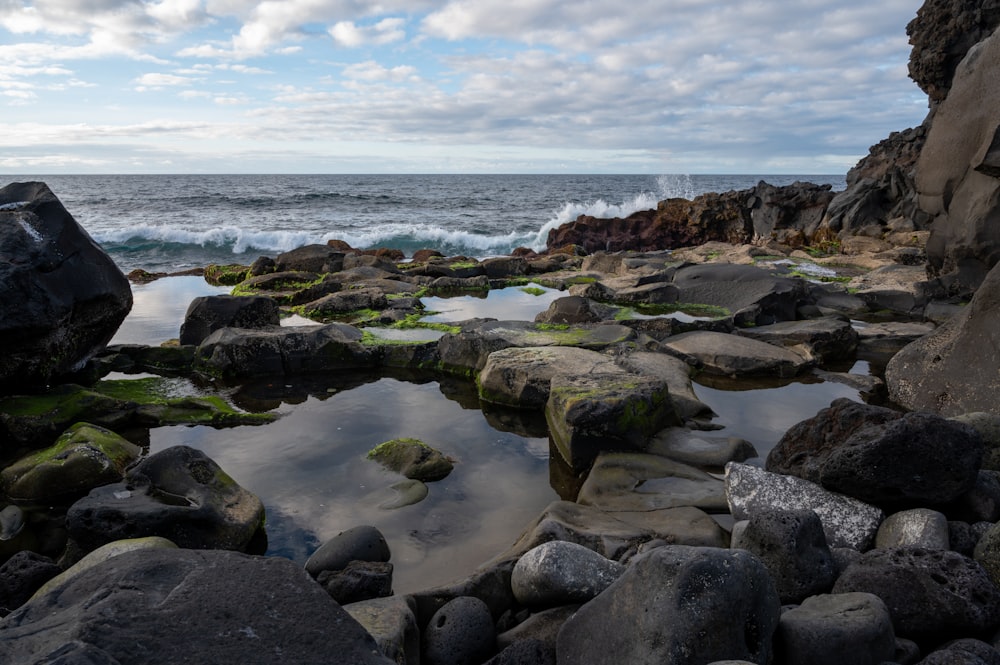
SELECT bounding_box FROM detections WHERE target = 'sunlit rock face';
[0,181,132,393]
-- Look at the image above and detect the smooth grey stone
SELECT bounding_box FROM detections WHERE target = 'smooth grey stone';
[775,592,896,665]
[344,595,420,665]
[646,428,756,467]
[876,509,950,550]
[577,452,728,513]
[661,330,811,378]
[511,540,624,607]
[424,595,495,665]
[306,525,391,577]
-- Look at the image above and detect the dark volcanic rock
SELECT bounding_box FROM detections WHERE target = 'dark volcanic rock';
[275,243,345,273]
[775,593,896,665]
[65,445,265,552]
[671,263,809,325]
[833,547,1000,643]
[0,182,133,392]
[179,294,280,346]
[0,547,393,664]
[0,551,61,617]
[424,595,496,665]
[555,545,780,665]
[316,560,393,604]
[768,399,983,507]
[305,524,391,577]
[886,260,1000,416]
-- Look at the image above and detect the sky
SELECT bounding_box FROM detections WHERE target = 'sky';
[0,0,930,174]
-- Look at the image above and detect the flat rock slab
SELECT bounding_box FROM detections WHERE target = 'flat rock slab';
[477,346,622,409]
[662,331,810,378]
[725,462,884,550]
[855,321,934,356]
[671,263,807,325]
[646,428,757,467]
[0,548,393,665]
[577,452,728,513]
[735,316,859,363]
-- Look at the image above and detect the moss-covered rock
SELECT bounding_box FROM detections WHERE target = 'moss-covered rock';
[367,438,454,482]
[1,423,142,503]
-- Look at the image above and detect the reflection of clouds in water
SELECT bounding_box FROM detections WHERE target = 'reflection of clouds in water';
[149,378,556,593]
[693,378,863,460]
[421,284,562,323]
[112,276,229,345]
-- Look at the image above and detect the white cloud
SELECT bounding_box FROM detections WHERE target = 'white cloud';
[134,72,195,89]
[330,17,406,47]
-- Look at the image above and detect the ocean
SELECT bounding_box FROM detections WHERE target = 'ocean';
[4,173,845,274]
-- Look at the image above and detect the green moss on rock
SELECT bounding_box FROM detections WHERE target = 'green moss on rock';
[367,437,454,482]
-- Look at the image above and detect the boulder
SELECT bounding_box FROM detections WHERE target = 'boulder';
[423,595,495,665]
[645,428,757,467]
[876,509,951,550]
[484,639,555,665]
[613,351,715,422]
[0,422,142,503]
[577,452,728,513]
[301,288,388,318]
[918,638,1000,665]
[178,294,280,346]
[775,593,896,665]
[733,507,836,604]
[545,373,678,471]
[511,540,624,608]
[855,320,935,357]
[0,182,133,392]
[769,402,983,508]
[671,263,808,325]
[305,525,391,577]
[496,606,578,653]
[0,551,61,617]
[65,445,265,552]
[953,412,1000,471]
[555,545,781,665]
[366,438,453,482]
[833,547,1000,642]
[918,25,1000,290]
[661,330,810,378]
[476,346,621,409]
[533,296,614,324]
[316,560,393,605]
[194,322,377,380]
[0,547,393,664]
[344,595,421,665]
[274,244,345,273]
[735,316,859,363]
[725,462,884,550]
[886,260,1000,416]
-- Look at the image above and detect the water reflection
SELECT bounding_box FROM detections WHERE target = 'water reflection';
[421,283,563,323]
[112,276,229,345]
[149,375,557,593]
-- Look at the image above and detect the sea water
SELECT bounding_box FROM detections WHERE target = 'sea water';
[4,173,844,273]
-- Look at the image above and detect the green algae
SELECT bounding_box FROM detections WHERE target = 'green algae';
[204,264,251,286]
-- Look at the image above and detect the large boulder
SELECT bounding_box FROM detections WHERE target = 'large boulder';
[65,445,265,552]
[178,294,280,346]
[555,545,781,665]
[670,263,808,325]
[918,24,1000,291]
[775,593,896,665]
[476,346,621,409]
[0,182,132,392]
[661,330,811,378]
[0,547,393,664]
[886,260,1000,415]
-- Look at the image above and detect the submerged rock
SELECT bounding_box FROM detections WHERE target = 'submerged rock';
[0,182,133,393]
[367,438,453,482]
[577,452,728,513]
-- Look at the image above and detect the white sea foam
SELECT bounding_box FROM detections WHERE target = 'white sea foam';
[0,201,30,212]
[18,220,42,242]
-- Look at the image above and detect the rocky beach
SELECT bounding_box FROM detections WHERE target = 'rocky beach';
[3,1,1000,663]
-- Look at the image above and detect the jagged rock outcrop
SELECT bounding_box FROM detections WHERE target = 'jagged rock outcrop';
[545,182,835,253]
[0,182,133,392]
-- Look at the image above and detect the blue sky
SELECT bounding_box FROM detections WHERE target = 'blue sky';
[1,0,928,174]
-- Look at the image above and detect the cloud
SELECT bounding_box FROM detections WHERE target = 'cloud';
[134,72,195,90]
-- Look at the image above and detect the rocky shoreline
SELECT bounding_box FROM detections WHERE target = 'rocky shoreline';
[3,0,1000,662]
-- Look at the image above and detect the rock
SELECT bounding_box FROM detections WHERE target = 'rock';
[274,244,345,273]
[876,509,951,550]
[305,525,391,577]
[344,595,420,665]
[317,560,393,605]
[833,547,1000,642]
[194,322,377,380]
[375,479,428,510]
[367,438,453,482]
[577,452,728,513]
[734,316,859,363]
[733,507,836,604]
[614,351,715,422]
[950,470,1000,523]
[33,536,178,597]
[0,547,393,665]
[855,321,935,357]
[481,256,528,279]
[423,595,495,665]
[950,520,989,557]
[511,541,624,608]
[178,294,280,346]
[671,263,808,325]
[919,638,1000,665]
[483,639,555,665]
[0,422,142,503]
[477,346,621,409]
[775,593,896,665]
[918,26,1000,290]
[65,445,265,553]
[887,259,1000,416]
[496,500,728,565]
[533,295,614,324]
[767,398,984,507]
[725,462,884,550]
[953,413,1000,471]
[0,505,24,541]
[661,330,811,378]
[0,182,133,392]
[545,373,678,471]
[555,545,781,665]
[0,551,61,616]
[496,606,578,653]
[302,288,389,318]
[645,428,756,467]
